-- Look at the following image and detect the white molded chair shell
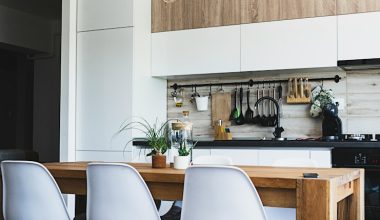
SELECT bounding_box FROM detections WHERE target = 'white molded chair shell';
[181,166,267,220]
[192,155,233,165]
[272,158,318,168]
[86,163,161,220]
[1,161,71,220]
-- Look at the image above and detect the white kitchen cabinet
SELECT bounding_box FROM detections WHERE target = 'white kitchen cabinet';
[76,28,133,152]
[338,12,380,60]
[310,149,332,168]
[152,25,241,77]
[258,149,310,166]
[241,16,337,71]
[76,150,132,162]
[192,149,211,159]
[193,148,332,167]
[211,149,259,165]
[77,0,133,31]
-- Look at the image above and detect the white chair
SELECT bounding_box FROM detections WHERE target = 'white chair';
[181,166,268,220]
[192,155,233,165]
[266,158,319,220]
[86,163,161,220]
[1,161,71,220]
[161,155,234,218]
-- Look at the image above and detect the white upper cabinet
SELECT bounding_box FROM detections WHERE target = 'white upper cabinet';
[76,28,133,151]
[77,0,133,31]
[152,25,241,77]
[338,12,380,60]
[241,16,338,72]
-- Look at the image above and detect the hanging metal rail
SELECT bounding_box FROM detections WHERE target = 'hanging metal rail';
[170,75,341,91]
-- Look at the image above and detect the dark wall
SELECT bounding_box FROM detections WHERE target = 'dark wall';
[33,36,61,162]
[0,49,34,150]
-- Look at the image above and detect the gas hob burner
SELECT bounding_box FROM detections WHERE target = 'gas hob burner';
[342,134,379,142]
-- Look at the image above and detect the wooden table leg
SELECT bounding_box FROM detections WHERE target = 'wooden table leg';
[296,179,334,220]
[348,169,365,220]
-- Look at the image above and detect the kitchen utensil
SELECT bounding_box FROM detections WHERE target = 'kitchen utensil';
[190,86,200,103]
[271,85,278,126]
[252,86,261,124]
[300,78,305,98]
[260,84,268,126]
[287,77,312,104]
[245,89,254,124]
[230,88,239,121]
[211,92,231,126]
[266,84,273,127]
[235,87,245,125]
[294,78,298,98]
[278,84,283,117]
[304,78,311,98]
[288,79,294,98]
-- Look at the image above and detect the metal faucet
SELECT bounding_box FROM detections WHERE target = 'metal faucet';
[254,96,285,140]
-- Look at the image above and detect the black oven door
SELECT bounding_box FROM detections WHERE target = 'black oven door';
[365,168,380,220]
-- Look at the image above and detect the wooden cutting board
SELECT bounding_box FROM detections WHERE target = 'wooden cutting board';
[211,92,231,126]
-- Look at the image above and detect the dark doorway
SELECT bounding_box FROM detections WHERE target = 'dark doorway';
[0,49,34,150]
[0,0,62,162]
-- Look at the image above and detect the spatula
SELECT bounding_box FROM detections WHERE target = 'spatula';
[245,89,254,124]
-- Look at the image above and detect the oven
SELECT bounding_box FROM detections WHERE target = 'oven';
[332,148,380,220]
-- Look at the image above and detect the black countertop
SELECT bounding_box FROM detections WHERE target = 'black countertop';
[133,139,380,149]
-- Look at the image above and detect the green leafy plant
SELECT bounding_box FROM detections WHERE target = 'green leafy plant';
[118,118,170,156]
[176,140,197,156]
[310,86,335,118]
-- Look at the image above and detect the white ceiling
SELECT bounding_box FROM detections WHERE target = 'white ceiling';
[0,0,61,20]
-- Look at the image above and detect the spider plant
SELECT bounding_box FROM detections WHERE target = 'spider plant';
[118,118,170,156]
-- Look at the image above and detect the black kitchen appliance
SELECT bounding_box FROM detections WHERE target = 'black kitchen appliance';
[322,103,342,141]
[333,146,380,220]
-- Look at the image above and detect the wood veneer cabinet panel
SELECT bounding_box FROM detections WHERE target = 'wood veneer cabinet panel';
[204,0,241,28]
[241,0,336,24]
[337,0,380,15]
[152,0,240,32]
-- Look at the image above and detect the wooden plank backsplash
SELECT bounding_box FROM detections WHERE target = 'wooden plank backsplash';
[167,70,380,139]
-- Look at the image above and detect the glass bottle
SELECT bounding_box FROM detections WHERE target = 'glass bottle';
[181,111,193,148]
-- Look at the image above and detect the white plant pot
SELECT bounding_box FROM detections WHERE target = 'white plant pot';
[195,96,209,111]
[174,156,190,170]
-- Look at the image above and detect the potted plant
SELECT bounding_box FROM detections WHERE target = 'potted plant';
[310,85,335,118]
[173,141,196,170]
[118,118,170,168]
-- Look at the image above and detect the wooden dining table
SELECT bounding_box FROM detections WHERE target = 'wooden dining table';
[40,162,364,220]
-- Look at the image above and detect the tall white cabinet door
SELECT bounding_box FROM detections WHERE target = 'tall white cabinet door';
[76,28,133,151]
[338,12,380,60]
[241,16,337,71]
[152,25,241,77]
[77,0,133,31]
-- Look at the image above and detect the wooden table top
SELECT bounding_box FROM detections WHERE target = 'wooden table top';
[44,162,362,189]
